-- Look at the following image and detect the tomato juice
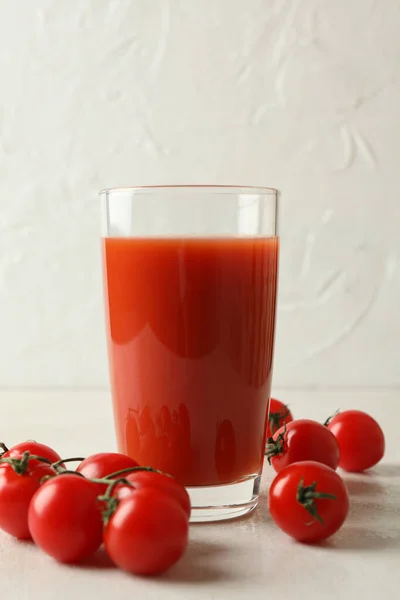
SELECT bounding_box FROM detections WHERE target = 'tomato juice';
[103,237,279,486]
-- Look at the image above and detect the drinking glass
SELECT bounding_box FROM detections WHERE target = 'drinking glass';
[100,185,279,522]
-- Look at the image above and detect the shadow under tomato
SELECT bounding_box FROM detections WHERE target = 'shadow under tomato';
[318,527,400,552]
[13,537,35,546]
[369,464,400,478]
[161,539,238,584]
[343,476,385,496]
[75,547,116,570]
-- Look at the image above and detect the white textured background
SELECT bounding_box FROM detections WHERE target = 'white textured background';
[0,0,399,389]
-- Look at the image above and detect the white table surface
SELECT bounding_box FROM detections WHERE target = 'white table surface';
[0,389,399,600]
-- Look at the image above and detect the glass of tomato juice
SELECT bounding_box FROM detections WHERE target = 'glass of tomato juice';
[100,185,279,522]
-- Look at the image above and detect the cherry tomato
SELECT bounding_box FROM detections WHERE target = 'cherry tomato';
[28,474,103,563]
[2,441,63,467]
[0,462,56,539]
[327,410,385,472]
[76,452,139,494]
[269,460,349,543]
[104,487,189,575]
[266,419,340,473]
[266,398,294,438]
[115,470,191,519]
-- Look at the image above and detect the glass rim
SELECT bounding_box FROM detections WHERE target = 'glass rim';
[99,184,279,196]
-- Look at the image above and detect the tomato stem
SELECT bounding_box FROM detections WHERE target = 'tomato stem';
[59,470,86,478]
[264,423,287,461]
[0,451,52,475]
[103,465,164,480]
[323,410,340,427]
[296,478,337,525]
[91,476,133,488]
[86,466,165,488]
[97,477,135,525]
[88,476,133,487]
[52,457,85,470]
[0,442,9,456]
[269,405,291,436]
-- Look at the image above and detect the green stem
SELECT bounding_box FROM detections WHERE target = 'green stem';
[60,470,85,477]
[0,451,52,475]
[104,465,164,480]
[40,474,56,484]
[97,477,136,525]
[269,405,291,435]
[40,469,84,485]
[52,457,85,469]
[0,442,9,456]
[264,423,287,462]
[90,476,129,485]
[323,409,340,427]
[103,478,131,498]
[297,478,337,525]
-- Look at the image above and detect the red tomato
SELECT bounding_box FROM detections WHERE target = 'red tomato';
[266,398,294,438]
[0,462,56,539]
[76,452,139,494]
[3,441,63,467]
[269,461,349,543]
[267,419,340,473]
[327,410,385,472]
[104,487,189,575]
[115,470,191,519]
[28,474,103,563]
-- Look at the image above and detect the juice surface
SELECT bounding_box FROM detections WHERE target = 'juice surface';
[103,237,279,486]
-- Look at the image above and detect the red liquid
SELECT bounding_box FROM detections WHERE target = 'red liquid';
[103,237,279,487]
